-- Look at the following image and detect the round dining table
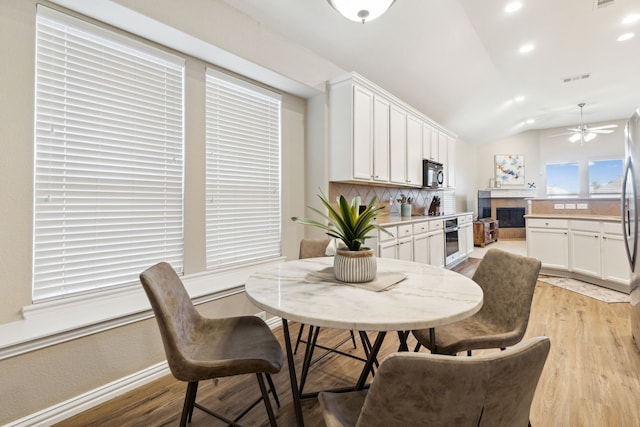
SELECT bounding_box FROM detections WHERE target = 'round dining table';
[245,256,483,427]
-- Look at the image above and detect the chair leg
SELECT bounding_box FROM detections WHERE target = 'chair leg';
[265,373,280,408]
[257,373,278,427]
[414,342,422,352]
[467,350,472,356]
[180,381,198,427]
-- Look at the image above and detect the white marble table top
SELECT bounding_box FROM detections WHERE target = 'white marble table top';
[245,257,483,331]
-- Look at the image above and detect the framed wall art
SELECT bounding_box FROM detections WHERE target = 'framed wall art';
[495,154,525,186]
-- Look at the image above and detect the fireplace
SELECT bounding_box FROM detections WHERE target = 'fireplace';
[496,207,525,228]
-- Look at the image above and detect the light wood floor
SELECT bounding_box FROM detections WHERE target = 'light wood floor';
[57,258,640,427]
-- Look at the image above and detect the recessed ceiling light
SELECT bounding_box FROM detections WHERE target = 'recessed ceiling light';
[526,118,535,124]
[519,44,535,53]
[617,32,636,41]
[622,14,640,24]
[515,96,525,102]
[505,2,523,13]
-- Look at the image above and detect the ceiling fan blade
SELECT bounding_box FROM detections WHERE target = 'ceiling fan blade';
[547,131,575,138]
[591,129,615,134]
[566,128,582,132]
[589,124,618,130]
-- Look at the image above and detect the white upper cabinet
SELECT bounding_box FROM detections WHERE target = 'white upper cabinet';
[389,104,407,185]
[447,136,456,188]
[328,73,455,188]
[352,85,374,180]
[422,122,431,160]
[372,96,390,182]
[406,114,423,186]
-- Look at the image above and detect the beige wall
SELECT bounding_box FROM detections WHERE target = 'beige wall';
[0,0,321,423]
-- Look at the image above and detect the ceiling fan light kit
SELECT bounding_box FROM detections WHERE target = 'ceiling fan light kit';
[326,0,396,24]
[566,103,617,144]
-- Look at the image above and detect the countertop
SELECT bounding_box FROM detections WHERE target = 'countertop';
[375,212,473,227]
[525,214,621,222]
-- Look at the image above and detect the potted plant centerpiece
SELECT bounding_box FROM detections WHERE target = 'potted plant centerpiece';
[292,194,393,282]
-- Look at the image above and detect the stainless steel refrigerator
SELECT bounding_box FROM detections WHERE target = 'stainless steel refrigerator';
[622,108,640,350]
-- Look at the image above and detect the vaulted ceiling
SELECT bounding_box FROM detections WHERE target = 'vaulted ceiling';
[224,0,640,145]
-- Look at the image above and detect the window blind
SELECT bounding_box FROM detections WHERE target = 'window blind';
[205,69,282,270]
[33,6,185,301]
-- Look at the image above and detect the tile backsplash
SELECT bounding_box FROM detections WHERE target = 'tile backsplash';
[328,182,455,216]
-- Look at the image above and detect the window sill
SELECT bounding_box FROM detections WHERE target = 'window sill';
[0,257,285,360]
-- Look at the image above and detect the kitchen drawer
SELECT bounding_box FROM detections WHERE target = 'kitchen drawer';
[397,224,413,239]
[379,226,397,242]
[428,220,444,231]
[413,221,429,235]
[602,221,623,235]
[570,220,601,233]
[527,218,568,229]
[458,215,468,225]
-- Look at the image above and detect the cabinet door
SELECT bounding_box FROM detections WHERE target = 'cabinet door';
[406,114,423,187]
[602,233,631,286]
[459,224,468,256]
[422,123,431,161]
[527,228,568,269]
[430,128,439,161]
[428,232,445,268]
[414,234,429,264]
[389,105,407,184]
[398,237,413,261]
[352,85,374,180]
[372,96,390,182]
[466,223,474,254]
[379,241,398,259]
[438,132,448,186]
[447,136,456,188]
[570,230,601,277]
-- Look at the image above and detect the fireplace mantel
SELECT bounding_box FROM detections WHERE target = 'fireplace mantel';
[489,188,536,198]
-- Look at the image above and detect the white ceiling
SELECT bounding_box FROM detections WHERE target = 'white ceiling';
[223,0,640,145]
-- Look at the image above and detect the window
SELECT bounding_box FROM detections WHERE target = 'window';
[589,159,623,195]
[205,69,281,270]
[546,162,579,196]
[33,7,185,301]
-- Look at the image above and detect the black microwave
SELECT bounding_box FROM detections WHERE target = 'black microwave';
[423,159,444,188]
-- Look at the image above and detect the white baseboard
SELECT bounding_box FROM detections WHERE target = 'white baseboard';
[7,317,283,427]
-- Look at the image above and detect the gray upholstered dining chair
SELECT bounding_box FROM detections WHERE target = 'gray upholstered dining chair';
[319,336,551,427]
[140,262,284,427]
[413,248,541,355]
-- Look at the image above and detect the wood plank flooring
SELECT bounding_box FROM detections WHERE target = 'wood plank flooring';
[57,258,640,427]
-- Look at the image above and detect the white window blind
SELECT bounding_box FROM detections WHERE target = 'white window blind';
[205,69,281,270]
[33,6,185,301]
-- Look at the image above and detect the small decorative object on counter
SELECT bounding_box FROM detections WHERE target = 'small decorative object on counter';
[428,195,441,216]
[291,193,393,282]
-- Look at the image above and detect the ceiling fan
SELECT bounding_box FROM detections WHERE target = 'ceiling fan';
[553,103,618,143]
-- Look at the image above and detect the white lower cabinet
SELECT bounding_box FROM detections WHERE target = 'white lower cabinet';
[458,214,473,256]
[526,219,569,270]
[413,233,429,264]
[398,237,413,261]
[569,229,602,277]
[428,230,445,268]
[601,229,631,286]
[527,218,631,292]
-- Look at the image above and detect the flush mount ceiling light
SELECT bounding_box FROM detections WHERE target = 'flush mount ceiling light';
[617,32,636,41]
[519,43,535,53]
[504,2,523,13]
[622,14,640,24]
[327,0,396,24]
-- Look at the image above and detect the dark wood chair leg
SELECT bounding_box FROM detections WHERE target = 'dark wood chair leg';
[257,373,278,427]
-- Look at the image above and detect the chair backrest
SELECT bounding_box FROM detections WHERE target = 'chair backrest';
[472,248,541,339]
[355,336,550,427]
[299,238,331,259]
[140,262,202,381]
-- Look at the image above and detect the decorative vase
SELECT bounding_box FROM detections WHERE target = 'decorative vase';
[333,247,377,283]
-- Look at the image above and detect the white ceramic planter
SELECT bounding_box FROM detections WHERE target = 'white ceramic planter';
[333,247,377,283]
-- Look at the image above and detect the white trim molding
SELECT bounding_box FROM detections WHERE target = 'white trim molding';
[0,257,285,360]
[5,315,283,427]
